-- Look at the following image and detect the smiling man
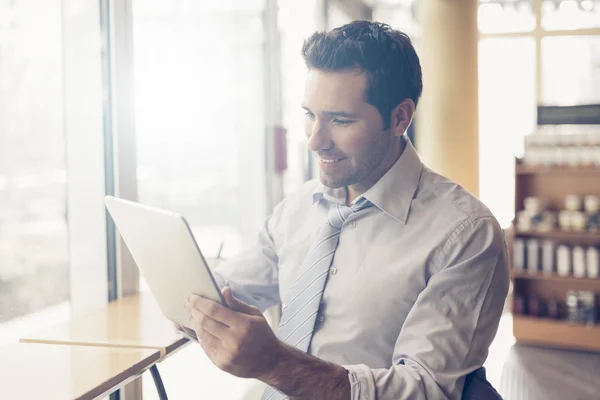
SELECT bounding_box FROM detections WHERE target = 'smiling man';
[183,21,509,400]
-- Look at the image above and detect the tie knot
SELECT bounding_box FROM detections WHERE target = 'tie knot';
[327,197,371,229]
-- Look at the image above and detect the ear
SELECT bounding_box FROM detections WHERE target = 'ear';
[390,99,415,138]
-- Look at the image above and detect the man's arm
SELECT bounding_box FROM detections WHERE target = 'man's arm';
[211,202,284,312]
[342,215,509,399]
[185,215,508,400]
[185,287,351,400]
[263,343,351,399]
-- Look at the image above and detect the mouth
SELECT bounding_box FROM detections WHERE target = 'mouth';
[319,157,348,164]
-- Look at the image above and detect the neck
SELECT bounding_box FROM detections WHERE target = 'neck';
[346,137,405,204]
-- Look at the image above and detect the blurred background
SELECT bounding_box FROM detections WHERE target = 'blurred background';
[1,0,599,399]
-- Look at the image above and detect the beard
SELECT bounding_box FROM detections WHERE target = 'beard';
[319,128,392,189]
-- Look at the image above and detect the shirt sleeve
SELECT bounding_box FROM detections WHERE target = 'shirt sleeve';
[345,215,510,400]
[212,202,283,312]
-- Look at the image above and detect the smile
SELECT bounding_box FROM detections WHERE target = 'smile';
[320,157,347,164]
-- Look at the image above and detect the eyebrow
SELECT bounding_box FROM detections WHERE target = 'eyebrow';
[301,105,359,119]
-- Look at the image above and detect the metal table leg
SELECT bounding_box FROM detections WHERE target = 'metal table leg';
[150,364,168,400]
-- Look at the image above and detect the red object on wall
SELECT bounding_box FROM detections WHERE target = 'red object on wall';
[274,125,287,173]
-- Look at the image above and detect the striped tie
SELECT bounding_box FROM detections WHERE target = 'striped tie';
[262,197,372,400]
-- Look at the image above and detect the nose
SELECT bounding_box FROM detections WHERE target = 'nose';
[306,118,333,152]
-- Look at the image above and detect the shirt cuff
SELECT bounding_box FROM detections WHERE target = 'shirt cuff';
[345,364,376,400]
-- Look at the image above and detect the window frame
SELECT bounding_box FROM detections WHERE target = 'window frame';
[478,0,600,105]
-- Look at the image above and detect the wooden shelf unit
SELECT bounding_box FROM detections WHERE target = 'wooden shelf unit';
[515,164,600,176]
[512,271,600,287]
[513,229,600,246]
[512,160,600,352]
[512,316,600,352]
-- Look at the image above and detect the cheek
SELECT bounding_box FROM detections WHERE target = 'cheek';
[332,126,374,157]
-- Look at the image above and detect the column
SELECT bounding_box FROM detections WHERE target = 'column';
[416,0,479,196]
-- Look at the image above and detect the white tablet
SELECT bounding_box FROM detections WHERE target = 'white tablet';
[104,196,225,329]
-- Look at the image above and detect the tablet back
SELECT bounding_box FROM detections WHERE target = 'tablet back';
[104,196,224,328]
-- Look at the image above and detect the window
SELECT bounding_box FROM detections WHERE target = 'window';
[477,0,600,228]
[542,35,600,105]
[372,0,421,39]
[478,0,535,34]
[132,0,268,261]
[278,0,319,194]
[131,1,272,397]
[0,0,70,343]
[478,38,536,227]
[542,0,600,31]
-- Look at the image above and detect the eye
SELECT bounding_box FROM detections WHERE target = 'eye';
[304,111,315,120]
[333,118,353,126]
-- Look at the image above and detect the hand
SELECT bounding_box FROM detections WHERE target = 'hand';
[183,287,283,380]
[173,322,198,341]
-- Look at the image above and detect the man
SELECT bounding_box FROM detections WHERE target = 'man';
[182,21,509,399]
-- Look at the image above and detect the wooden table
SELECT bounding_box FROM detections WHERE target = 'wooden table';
[21,291,188,358]
[20,291,190,399]
[0,342,160,400]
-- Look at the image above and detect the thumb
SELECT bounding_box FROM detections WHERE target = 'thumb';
[222,287,261,316]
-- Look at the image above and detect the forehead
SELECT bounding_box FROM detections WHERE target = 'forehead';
[303,69,368,111]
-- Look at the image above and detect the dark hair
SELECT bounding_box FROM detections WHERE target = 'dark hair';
[302,21,423,129]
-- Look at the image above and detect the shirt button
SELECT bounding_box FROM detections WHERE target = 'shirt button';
[318,314,325,323]
[349,221,356,228]
[330,267,337,275]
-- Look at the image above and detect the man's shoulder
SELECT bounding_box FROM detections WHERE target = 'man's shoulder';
[418,167,496,226]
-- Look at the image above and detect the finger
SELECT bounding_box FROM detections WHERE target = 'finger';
[173,323,183,333]
[222,287,262,316]
[185,306,228,337]
[195,327,221,353]
[187,294,238,327]
[181,326,199,341]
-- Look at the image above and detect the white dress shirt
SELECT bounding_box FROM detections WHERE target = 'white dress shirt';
[213,138,509,399]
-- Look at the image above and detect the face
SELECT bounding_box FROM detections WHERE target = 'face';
[302,69,399,191]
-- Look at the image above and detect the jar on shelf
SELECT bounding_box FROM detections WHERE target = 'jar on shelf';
[541,240,555,275]
[581,134,596,167]
[587,247,599,279]
[513,238,526,271]
[565,194,582,212]
[557,245,572,277]
[516,210,534,232]
[584,195,600,232]
[572,246,587,278]
[526,239,540,274]
[571,212,588,232]
[584,195,600,214]
[538,211,557,232]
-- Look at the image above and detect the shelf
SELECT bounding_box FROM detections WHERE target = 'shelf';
[512,271,600,285]
[513,315,600,352]
[513,229,600,243]
[516,164,600,175]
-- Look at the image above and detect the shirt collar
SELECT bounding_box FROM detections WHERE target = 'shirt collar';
[312,136,423,224]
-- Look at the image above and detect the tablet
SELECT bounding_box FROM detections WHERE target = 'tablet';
[104,196,225,329]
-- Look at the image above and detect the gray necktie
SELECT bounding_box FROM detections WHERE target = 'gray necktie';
[262,197,372,400]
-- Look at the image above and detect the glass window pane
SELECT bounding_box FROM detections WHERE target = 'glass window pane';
[373,1,421,39]
[328,2,353,29]
[133,0,268,264]
[0,0,70,342]
[279,0,318,194]
[479,38,536,228]
[478,0,535,34]
[542,36,600,105]
[542,0,600,31]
